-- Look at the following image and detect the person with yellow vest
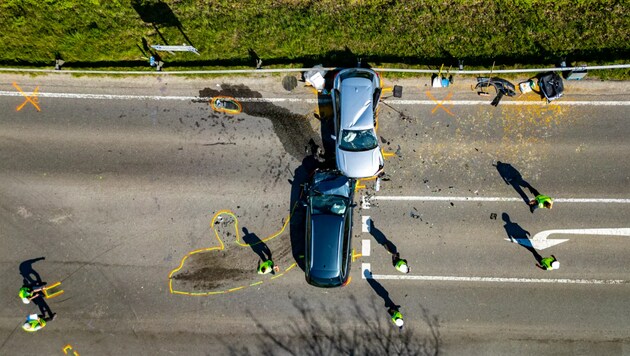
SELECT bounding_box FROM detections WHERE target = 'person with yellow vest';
[388,308,404,329]
[18,285,44,304]
[538,255,560,271]
[257,259,275,275]
[22,314,46,332]
[529,194,553,212]
[392,253,409,274]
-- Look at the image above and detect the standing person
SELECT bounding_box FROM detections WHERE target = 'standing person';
[257,259,275,275]
[18,285,44,304]
[22,314,46,332]
[388,307,404,329]
[529,194,553,212]
[392,253,409,274]
[538,255,560,270]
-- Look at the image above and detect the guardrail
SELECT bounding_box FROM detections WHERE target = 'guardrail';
[0,64,629,75]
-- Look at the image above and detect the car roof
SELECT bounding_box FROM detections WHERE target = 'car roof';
[340,77,374,130]
[309,214,344,277]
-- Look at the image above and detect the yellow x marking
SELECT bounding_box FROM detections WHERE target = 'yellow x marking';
[12,82,41,111]
[426,91,454,116]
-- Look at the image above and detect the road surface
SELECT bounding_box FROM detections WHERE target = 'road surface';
[1,73,629,355]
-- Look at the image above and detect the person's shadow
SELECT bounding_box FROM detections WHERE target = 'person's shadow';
[19,257,55,321]
[364,270,399,310]
[19,257,46,287]
[32,294,55,321]
[502,213,542,263]
[241,227,272,262]
[370,220,398,255]
[494,161,536,204]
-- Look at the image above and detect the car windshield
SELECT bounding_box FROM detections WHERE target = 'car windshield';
[339,129,378,152]
[310,195,348,216]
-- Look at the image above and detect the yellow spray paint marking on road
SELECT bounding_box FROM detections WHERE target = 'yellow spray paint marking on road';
[426,91,454,116]
[168,208,298,296]
[210,96,242,114]
[63,344,79,356]
[355,177,377,192]
[382,149,396,159]
[499,94,572,155]
[12,82,41,112]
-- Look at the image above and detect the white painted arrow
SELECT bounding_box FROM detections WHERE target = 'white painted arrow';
[507,228,630,250]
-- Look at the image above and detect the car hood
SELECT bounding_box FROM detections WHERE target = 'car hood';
[312,171,351,198]
[336,147,383,178]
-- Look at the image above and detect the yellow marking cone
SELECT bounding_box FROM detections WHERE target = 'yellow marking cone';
[43,282,64,299]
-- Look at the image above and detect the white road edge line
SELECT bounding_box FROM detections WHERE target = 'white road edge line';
[368,274,628,285]
[1,91,630,106]
[370,196,630,203]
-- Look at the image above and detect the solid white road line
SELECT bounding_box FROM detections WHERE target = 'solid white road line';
[1,91,630,106]
[365,274,629,285]
[362,239,371,257]
[371,196,630,203]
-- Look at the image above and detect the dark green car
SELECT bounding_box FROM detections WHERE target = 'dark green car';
[304,169,355,288]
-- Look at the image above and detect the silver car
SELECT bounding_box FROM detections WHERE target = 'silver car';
[331,68,384,178]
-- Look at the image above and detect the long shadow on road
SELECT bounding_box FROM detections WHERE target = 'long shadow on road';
[225,296,440,356]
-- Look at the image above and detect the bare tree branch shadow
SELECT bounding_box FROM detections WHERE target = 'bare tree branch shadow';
[221,295,440,355]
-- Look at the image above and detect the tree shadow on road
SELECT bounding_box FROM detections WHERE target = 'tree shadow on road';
[224,295,440,356]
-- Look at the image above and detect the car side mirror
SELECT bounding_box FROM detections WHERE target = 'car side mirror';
[350,203,357,208]
[330,135,336,140]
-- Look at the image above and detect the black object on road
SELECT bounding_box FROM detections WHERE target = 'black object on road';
[538,72,564,102]
[475,77,516,106]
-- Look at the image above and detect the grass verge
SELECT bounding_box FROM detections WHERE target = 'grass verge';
[1,0,629,76]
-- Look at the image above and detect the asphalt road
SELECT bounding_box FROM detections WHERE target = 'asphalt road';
[1,73,629,355]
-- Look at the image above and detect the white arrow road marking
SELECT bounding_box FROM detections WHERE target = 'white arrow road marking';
[506,237,569,250]
[508,228,630,250]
